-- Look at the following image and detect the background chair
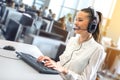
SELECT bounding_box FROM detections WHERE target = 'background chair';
[51,25,68,42]
[103,47,120,71]
[54,43,66,61]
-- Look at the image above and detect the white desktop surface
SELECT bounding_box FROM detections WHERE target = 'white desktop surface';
[0,39,43,58]
[0,40,63,80]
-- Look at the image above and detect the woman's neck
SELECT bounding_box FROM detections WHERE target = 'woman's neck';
[78,34,92,44]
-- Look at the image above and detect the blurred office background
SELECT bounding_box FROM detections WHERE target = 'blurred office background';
[0,0,120,79]
[10,0,119,44]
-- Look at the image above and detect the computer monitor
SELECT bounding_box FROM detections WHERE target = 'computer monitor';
[4,19,21,41]
[40,17,53,32]
[39,30,63,41]
[1,7,8,25]
[1,7,19,25]
[19,14,33,27]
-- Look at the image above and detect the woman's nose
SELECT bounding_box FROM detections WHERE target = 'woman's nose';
[74,20,78,26]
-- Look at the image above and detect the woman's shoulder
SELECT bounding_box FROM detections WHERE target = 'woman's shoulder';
[93,40,105,51]
[88,37,104,51]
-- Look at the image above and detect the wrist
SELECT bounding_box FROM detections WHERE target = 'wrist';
[62,68,68,75]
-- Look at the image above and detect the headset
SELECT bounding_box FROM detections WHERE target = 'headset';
[87,7,99,33]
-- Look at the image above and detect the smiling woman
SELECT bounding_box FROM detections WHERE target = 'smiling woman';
[37,7,106,80]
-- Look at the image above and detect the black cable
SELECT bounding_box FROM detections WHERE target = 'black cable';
[62,44,82,66]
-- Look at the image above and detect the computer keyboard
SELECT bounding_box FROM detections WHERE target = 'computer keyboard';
[16,52,59,74]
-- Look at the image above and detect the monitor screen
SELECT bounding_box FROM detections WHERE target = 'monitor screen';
[5,19,20,41]
[19,14,33,27]
[39,30,63,41]
[40,17,52,32]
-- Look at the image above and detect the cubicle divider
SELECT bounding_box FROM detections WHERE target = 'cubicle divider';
[24,34,66,60]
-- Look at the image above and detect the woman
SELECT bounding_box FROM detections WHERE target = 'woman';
[37,7,106,80]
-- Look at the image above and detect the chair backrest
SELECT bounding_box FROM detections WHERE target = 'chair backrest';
[4,19,21,41]
[104,47,120,70]
[51,25,68,42]
[53,21,63,28]
[55,43,66,61]
[110,55,120,74]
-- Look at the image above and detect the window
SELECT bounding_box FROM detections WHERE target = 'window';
[64,0,78,9]
[22,0,34,6]
[93,0,117,18]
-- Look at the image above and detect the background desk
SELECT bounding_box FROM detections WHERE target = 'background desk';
[0,40,63,80]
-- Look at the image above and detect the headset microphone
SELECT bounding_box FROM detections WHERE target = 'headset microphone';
[73,27,87,30]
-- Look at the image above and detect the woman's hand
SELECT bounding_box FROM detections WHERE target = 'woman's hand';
[37,56,68,74]
[37,56,51,62]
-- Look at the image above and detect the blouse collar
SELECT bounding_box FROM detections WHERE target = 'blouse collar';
[75,36,95,47]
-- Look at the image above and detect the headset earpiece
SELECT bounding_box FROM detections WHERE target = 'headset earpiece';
[87,7,98,33]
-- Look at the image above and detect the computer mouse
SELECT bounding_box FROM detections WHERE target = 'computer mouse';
[3,45,15,51]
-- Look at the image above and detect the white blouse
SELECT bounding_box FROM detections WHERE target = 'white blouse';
[58,36,106,80]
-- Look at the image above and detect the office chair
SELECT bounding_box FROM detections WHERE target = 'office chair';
[1,19,21,41]
[51,25,68,42]
[55,43,66,61]
[53,21,63,28]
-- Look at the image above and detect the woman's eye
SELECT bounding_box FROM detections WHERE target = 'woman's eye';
[76,19,83,21]
[75,18,83,22]
[78,19,83,21]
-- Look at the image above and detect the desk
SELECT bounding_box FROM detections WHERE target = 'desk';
[0,40,63,80]
[0,39,43,58]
